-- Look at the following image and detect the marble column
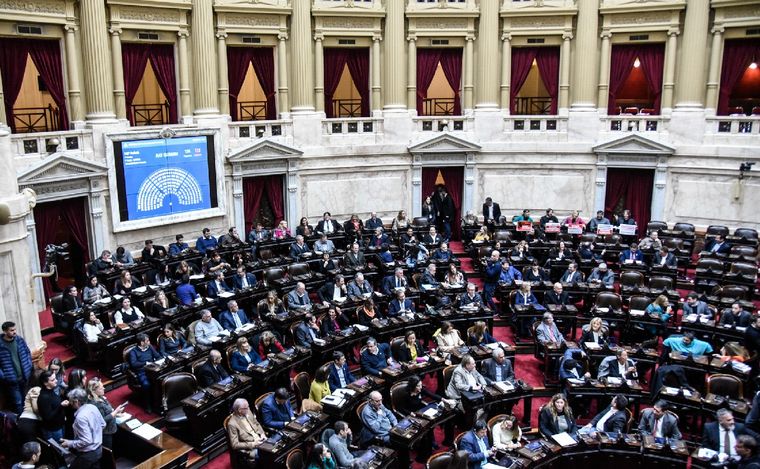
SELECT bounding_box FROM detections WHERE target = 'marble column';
[596,30,612,113]
[290,0,314,111]
[559,31,573,111]
[383,0,406,109]
[463,35,475,111]
[217,30,229,116]
[109,25,126,121]
[80,0,115,120]
[571,0,600,109]
[500,33,511,110]
[705,25,724,112]
[372,35,382,113]
[277,33,290,115]
[177,30,192,120]
[64,24,84,122]
[192,0,219,115]
[407,35,417,112]
[676,0,710,108]
[476,0,499,109]
[661,28,679,111]
[314,33,325,113]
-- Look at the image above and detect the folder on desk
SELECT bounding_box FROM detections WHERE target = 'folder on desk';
[321,394,346,407]
[396,419,413,431]
[133,423,162,440]
[551,432,577,447]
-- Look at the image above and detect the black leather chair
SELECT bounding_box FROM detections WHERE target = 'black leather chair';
[161,372,197,431]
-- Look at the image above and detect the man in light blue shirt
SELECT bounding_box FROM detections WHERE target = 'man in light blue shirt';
[61,388,105,467]
[359,391,398,446]
[459,420,494,468]
[663,332,713,356]
[194,309,224,346]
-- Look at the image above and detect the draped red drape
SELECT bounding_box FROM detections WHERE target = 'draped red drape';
[147,44,178,124]
[243,175,285,231]
[636,44,665,113]
[227,47,253,122]
[608,44,664,114]
[604,168,654,235]
[227,47,277,121]
[535,47,560,114]
[345,49,370,117]
[250,48,277,120]
[264,175,285,224]
[510,48,538,114]
[422,167,464,240]
[608,45,640,115]
[324,48,350,119]
[718,39,760,115]
[121,43,178,124]
[0,42,31,134]
[438,49,463,116]
[416,49,443,115]
[27,40,69,130]
[34,201,60,299]
[121,43,150,124]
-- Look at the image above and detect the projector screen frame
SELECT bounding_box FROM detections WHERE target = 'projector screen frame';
[105,127,226,233]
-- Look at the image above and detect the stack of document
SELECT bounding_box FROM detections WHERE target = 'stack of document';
[629,309,645,317]
[551,432,577,447]
[731,361,752,373]
[321,394,346,407]
[493,381,514,393]
[218,291,234,299]
[133,423,162,440]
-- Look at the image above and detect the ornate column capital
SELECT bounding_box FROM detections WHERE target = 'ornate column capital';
[278,32,289,41]
[711,24,725,35]
[177,29,190,39]
[216,31,228,40]
[600,30,612,40]
[667,27,680,37]
[65,23,79,33]
[372,33,382,42]
[501,32,512,42]
[314,32,324,41]
[562,31,573,41]
[407,34,417,42]
[465,34,475,42]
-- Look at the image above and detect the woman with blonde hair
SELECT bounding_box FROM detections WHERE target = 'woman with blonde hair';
[86,377,125,449]
[467,321,496,345]
[580,317,607,346]
[391,210,409,233]
[434,321,464,354]
[273,220,291,239]
[539,393,577,438]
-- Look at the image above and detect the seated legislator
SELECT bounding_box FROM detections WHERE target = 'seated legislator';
[61,285,83,312]
[128,333,161,411]
[261,388,295,430]
[207,271,232,298]
[256,331,285,360]
[460,420,496,467]
[141,239,167,262]
[195,228,218,254]
[702,409,760,457]
[273,220,290,240]
[387,290,414,317]
[638,231,663,251]
[536,313,565,347]
[343,243,366,269]
[82,311,104,343]
[682,292,713,320]
[560,263,583,284]
[513,209,534,223]
[544,282,570,306]
[493,415,523,451]
[168,234,189,256]
[113,270,141,296]
[560,357,590,383]
[483,197,502,225]
[227,398,267,467]
[194,310,224,346]
[547,241,573,263]
[329,421,364,468]
[578,242,603,261]
[653,247,678,268]
[473,226,491,242]
[420,263,440,288]
[587,211,611,233]
[176,274,200,306]
[720,303,754,328]
[446,355,488,409]
[381,268,408,295]
[295,218,313,238]
[320,307,349,336]
[524,262,549,283]
[90,249,114,274]
[619,243,645,264]
[203,250,230,275]
[562,210,586,230]
[638,400,682,440]
[232,266,257,290]
[482,348,515,384]
[347,272,373,299]
[289,235,311,260]
[158,324,187,356]
[313,234,336,255]
[317,252,336,275]
[327,351,356,390]
[114,297,145,325]
[359,391,398,446]
[82,276,110,304]
[582,394,629,435]
[539,208,559,229]
[703,234,731,255]
[294,313,321,347]
[444,264,464,287]
[598,350,637,380]
[434,321,465,354]
[247,222,270,244]
[663,332,714,356]
[391,210,409,233]
[745,315,760,358]
[309,366,331,404]
[498,259,522,284]
[615,209,636,227]
[400,226,418,246]
[151,290,172,317]
[539,394,578,438]
[258,290,285,318]
[588,263,614,287]
[220,300,250,331]
[316,212,341,235]
[360,338,393,377]
[345,214,364,241]
[514,283,538,306]
[230,337,262,373]
[368,227,388,248]
[468,321,497,346]
[432,242,456,262]
[645,295,673,331]
[580,317,608,346]
[196,350,230,387]
[357,299,381,326]
[287,282,312,309]
[422,227,442,245]
[459,283,484,308]
[397,331,426,363]
[174,260,197,280]
[114,246,136,267]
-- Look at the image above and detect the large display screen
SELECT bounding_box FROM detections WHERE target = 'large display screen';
[113,135,218,222]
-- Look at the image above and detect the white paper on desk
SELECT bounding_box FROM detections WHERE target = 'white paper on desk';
[313,338,326,345]
[683,389,693,397]
[630,309,645,317]
[494,381,514,392]
[421,284,435,291]
[113,294,123,301]
[584,342,602,350]
[321,395,346,407]
[552,432,577,447]
[125,418,142,430]
[95,298,111,305]
[218,291,234,299]
[132,423,162,440]
[597,307,609,313]
[697,448,717,459]
[731,361,751,373]
[354,324,369,332]
[567,378,585,385]
[132,286,148,294]
[115,413,132,425]
[736,327,747,333]
[663,386,678,395]
[423,407,439,418]
[335,388,356,397]
[699,316,711,324]
[607,377,622,385]
[190,274,205,280]
[483,464,503,469]
[485,343,500,350]
[685,314,698,323]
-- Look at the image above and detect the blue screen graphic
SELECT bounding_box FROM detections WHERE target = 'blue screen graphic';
[121,136,212,220]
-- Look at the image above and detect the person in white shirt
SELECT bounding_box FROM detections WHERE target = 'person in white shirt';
[194,309,224,346]
[82,311,104,343]
[114,298,145,325]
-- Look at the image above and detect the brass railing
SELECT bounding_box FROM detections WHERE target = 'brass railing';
[12,105,61,133]
[421,98,455,116]
[512,96,552,115]
[238,100,268,121]
[332,99,362,118]
[130,101,170,126]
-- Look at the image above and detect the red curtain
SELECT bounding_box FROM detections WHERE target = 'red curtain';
[604,168,654,233]
[227,47,254,122]
[510,48,538,114]
[250,48,277,120]
[264,175,285,224]
[34,200,60,299]
[324,48,350,118]
[0,40,30,133]
[345,49,370,117]
[535,47,560,114]
[416,49,443,115]
[422,167,464,240]
[121,43,150,124]
[608,45,640,115]
[438,49,463,116]
[636,44,665,113]
[147,44,178,124]
[243,177,266,233]
[28,40,69,130]
[718,39,760,115]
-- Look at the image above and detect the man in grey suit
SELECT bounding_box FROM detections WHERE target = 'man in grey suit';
[446,355,488,410]
[682,292,712,320]
[481,348,514,384]
[287,282,311,309]
[638,401,682,439]
[347,272,373,299]
[536,313,565,346]
[598,349,638,380]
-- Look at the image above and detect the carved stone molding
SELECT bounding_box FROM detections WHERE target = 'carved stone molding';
[120,7,179,23]
[0,0,64,15]
[722,5,760,20]
[226,14,280,27]
[609,11,671,26]
[321,16,375,29]
[414,17,468,30]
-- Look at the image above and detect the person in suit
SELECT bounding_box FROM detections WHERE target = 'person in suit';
[219,300,250,331]
[344,214,365,243]
[387,290,414,316]
[744,316,760,358]
[539,393,578,438]
[232,266,257,290]
[396,331,427,362]
[227,398,267,466]
[360,338,394,377]
[514,283,538,306]
[702,409,760,456]
[418,263,439,288]
[141,239,166,263]
[381,268,408,295]
[287,282,312,309]
[580,317,607,346]
[294,314,321,347]
[261,388,295,430]
[346,272,373,298]
[316,212,342,235]
[196,350,230,387]
[682,292,713,320]
[207,271,232,298]
[653,247,678,268]
[313,234,336,255]
[619,244,645,264]
[434,187,456,242]
[638,401,682,439]
[247,223,270,243]
[432,242,456,262]
[559,357,590,384]
[720,303,754,328]
[446,355,488,406]
[319,275,348,305]
[598,350,637,380]
[422,226,442,245]
[327,351,356,390]
[482,348,514,384]
[459,283,484,308]
[483,197,502,226]
[289,235,311,260]
[459,420,495,469]
[703,234,731,255]
[320,307,349,336]
[359,391,397,446]
[176,274,199,306]
[536,313,565,346]
[538,208,559,229]
[544,282,570,306]
[560,263,583,284]
[547,241,573,263]
[368,227,388,249]
[230,337,262,373]
[614,209,636,227]
[365,212,384,231]
[195,228,218,254]
[61,285,83,312]
[583,394,629,435]
[168,234,189,256]
[218,227,243,247]
[588,263,614,287]
[342,243,366,269]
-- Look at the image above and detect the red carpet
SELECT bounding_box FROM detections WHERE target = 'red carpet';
[39,308,53,330]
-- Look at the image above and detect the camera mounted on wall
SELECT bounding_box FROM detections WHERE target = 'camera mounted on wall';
[43,243,69,279]
[739,162,755,180]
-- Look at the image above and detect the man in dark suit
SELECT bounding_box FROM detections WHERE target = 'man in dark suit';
[598,349,637,380]
[653,247,678,268]
[459,283,484,308]
[459,420,495,468]
[207,271,232,298]
[141,239,167,263]
[169,234,189,256]
[482,197,501,226]
[343,243,366,269]
[196,350,230,387]
[381,268,408,295]
[747,391,760,434]
[319,274,348,304]
[720,303,754,328]
[327,351,356,390]
[420,264,439,288]
[735,435,760,469]
[584,394,629,435]
[219,300,250,331]
[638,401,682,439]
[316,212,341,235]
[347,272,373,299]
[289,235,310,260]
[703,234,731,255]
[544,282,570,305]
[683,292,712,319]
[232,266,257,290]
[247,223,270,243]
[260,388,294,430]
[482,348,514,383]
[294,314,321,347]
[619,244,645,264]
[560,264,583,284]
[387,290,414,316]
[365,212,383,231]
[434,187,456,242]
[702,409,760,456]
[422,227,442,245]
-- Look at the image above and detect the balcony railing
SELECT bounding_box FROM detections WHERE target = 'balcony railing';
[421,98,455,116]
[238,100,268,121]
[512,96,552,115]
[323,117,383,135]
[707,116,760,135]
[130,101,170,126]
[12,105,62,134]
[11,129,91,159]
[602,115,668,133]
[505,115,566,132]
[413,115,469,132]
[229,119,292,142]
[332,99,363,118]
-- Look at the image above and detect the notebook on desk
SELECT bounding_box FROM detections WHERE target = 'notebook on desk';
[396,418,413,431]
